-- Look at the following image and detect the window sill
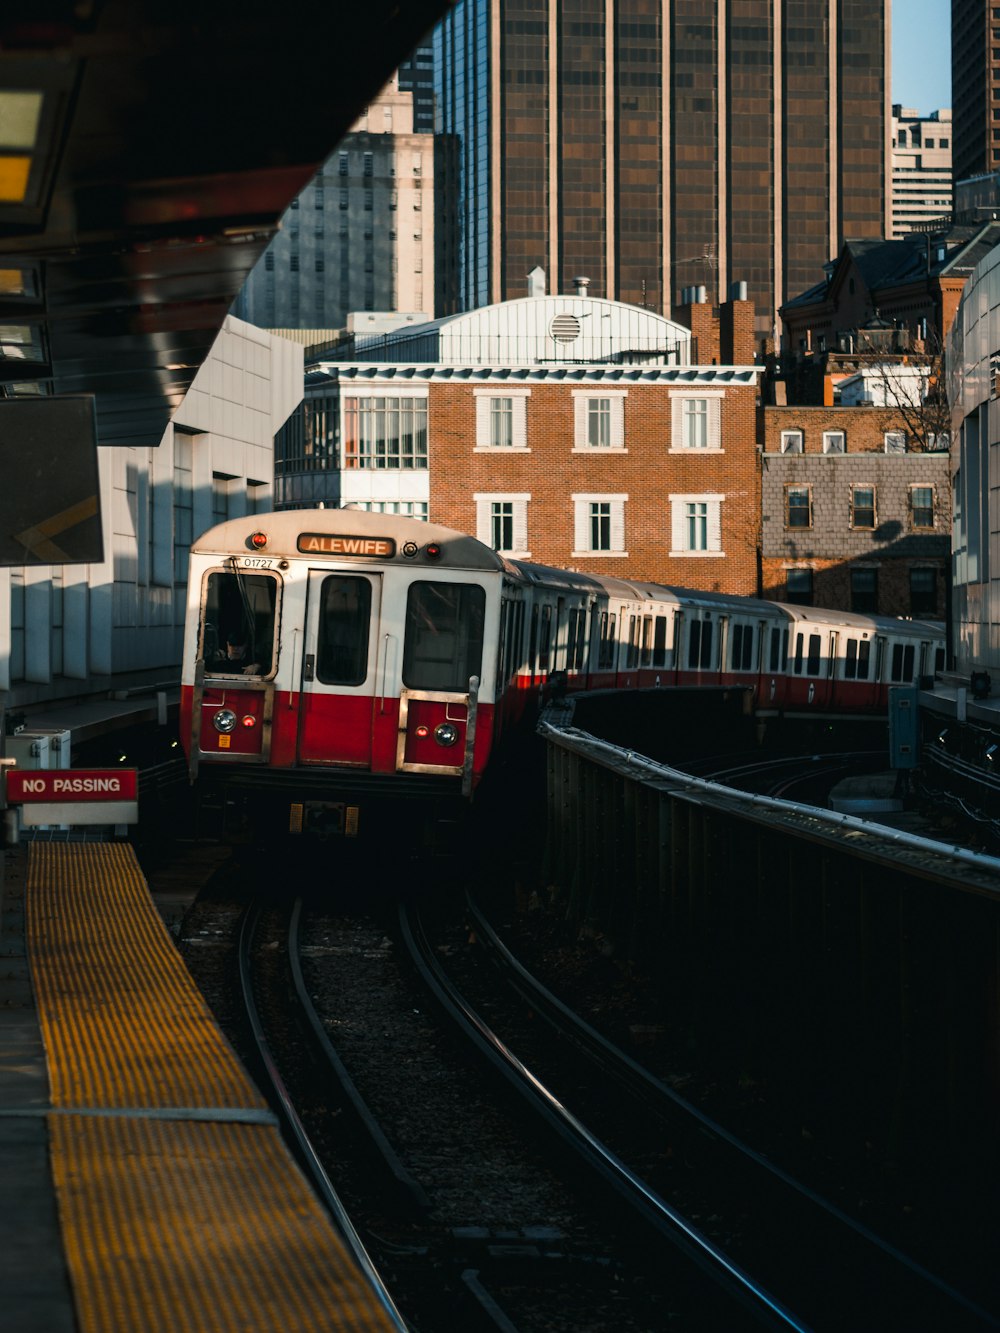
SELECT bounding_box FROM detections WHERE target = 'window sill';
[571,446,627,454]
[473,445,531,453]
[668,549,724,558]
[667,446,724,454]
[571,550,628,558]
[496,550,531,559]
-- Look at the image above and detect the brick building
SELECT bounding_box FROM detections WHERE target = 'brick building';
[761,405,950,620]
[278,287,763,593]
[776,224,1000,407]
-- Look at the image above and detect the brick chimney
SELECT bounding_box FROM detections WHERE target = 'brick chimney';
[673,286,720,365]
[720,281,756,364]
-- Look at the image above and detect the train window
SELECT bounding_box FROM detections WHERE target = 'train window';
[688,619,713,669]
[403,581,485,692]
[641,616,653,667]
[202,571,277,675]
[794,633,804,674]
[538,604,552,673]
[807,634,821,675]
[528,605,539,677]
[890,642,915,683]
[574,608,587,670]
[769,626,782,673]
[626,615,640,669]
[598,612,617,670]
[653,616,668,667]
[731,624,754,671]
[317,576,372,685]
[845,639,858,679]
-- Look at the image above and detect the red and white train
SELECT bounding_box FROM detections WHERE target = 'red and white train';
[179,509,945,837]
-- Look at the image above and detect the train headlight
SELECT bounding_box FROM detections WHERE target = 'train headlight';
[434,722,459,747]
[241,715,257,729]
[213,708,237,734]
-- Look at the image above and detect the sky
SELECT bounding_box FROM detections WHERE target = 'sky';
[893,0,951,114]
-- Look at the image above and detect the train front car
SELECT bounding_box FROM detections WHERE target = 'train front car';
[180,510,506,841]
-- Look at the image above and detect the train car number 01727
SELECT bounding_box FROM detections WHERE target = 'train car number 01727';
[241,557,273,568]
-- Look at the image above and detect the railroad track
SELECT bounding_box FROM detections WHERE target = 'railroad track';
[179,848,999,1332]
[448,895,1000,1333]
[229,868,779,1331]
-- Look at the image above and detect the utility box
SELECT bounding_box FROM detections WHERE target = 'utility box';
[888,686,920,770]
[6,733,51,771]
[26,728,71,769]
[5,731,72,831]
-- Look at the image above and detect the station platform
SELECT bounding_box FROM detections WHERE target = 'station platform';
[0,840,398,1333]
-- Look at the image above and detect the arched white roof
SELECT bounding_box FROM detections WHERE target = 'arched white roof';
[348,295,691,367]
[434,296,690,365]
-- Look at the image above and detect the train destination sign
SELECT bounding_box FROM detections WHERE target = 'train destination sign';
[5,768,139,827]
[297,533,396,558]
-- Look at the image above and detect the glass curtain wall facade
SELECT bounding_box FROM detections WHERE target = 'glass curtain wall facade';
[434,0,888,335]
[951,0,1000,186]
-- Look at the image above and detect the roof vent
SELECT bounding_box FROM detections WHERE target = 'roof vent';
[550,313,582,343]
[527,265,546,298]
[572,276,590,296]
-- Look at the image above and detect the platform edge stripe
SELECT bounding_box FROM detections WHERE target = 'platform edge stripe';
[49,1114,398,1333]
[244,1120,390,1328]
[26,843,268,1111]
[27,848,256,1110]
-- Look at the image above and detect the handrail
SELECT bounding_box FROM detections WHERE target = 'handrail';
[537,716,1000,885]
[461,675,480,798]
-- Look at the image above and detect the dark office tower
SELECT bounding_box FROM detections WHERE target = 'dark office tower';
[398,40,436,134]
[434,1,890,336]
[952,0,994,185]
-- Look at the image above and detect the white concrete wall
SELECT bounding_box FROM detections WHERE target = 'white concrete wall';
[0,318,301,701]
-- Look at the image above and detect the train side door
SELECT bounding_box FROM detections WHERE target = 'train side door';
[297,570,383,767]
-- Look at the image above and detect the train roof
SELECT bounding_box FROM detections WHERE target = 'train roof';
[189,509,507,572]
[776,603,945,637]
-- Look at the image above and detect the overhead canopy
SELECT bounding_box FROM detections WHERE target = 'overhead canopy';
[0,1,448,448]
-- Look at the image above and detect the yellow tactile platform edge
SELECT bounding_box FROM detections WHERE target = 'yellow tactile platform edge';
[49,1116,385,1333]
[26,842,397,1333]
[27,841,264,1110]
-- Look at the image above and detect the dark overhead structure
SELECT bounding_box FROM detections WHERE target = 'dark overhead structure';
[0,2,448,449]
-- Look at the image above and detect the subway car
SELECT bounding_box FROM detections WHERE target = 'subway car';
[179,509,944,837]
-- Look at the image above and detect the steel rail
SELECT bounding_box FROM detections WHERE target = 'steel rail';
[286,898,431,1216]
[398,899,811,1333]
[237,901,410,1333]
[465,896,1000,1331]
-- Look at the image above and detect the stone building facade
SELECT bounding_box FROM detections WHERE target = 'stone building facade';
[761,405,950,620]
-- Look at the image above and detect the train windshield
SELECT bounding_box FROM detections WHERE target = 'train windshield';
[403,581,485,691]
[202,571,277,674]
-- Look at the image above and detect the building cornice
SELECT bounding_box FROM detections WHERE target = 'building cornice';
[316,364,762,385]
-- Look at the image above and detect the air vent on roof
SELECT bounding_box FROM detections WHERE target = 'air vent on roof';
[550,314,581,342]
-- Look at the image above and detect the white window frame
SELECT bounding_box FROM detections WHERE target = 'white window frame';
[822,430,846,454]
[474,388,530,451]
[474,493,531,557]
[884,430,907,454]
[571,390,627,451]
[780,429,804,454]
[669,389,723,452]
[571,493,627,557]
[669,493,724,557]
[909,483,936,529]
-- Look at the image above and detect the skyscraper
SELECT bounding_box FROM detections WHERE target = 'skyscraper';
[233,77,437,330]
[434,1,890,336]
[952,0,997,186]
[891,107,952,237]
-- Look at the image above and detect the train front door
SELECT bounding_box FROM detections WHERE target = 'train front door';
[297,570,384,767]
